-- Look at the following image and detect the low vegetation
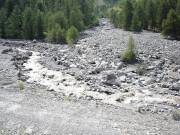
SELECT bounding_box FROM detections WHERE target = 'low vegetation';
[122,36,137,63]
[18,80,24,91]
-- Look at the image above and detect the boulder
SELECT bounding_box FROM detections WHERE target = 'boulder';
[170,83,180,91]
[103,74,120,87]
[172,110,180,121]
[90,68,103,75]
[1,48,13,54]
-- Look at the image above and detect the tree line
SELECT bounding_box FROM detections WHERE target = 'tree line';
[109,0,180,39]
[0,0,98,44]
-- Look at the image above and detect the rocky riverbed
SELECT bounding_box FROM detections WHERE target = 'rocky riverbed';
[0,19,180,134]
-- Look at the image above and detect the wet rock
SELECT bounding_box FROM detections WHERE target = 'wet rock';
[77,49,83,55]
[70,64,77,68]
[33,39,37,43]
[89,61,96,65]
[1,48,13,54]
[75,75,84,81]
[170,83,180,91]
[172,110,180,121]
[57,61,69,67]
[53,56,58,62]
[154,60,165,69]
[117,62,124,70]
[106,74,117,81]
[119,76,126,82]
[103,74,120,87]
[90,68,103,75]
[48,75,54,79]
[161,83,170,88]
[26,51,33,57]
[18,72,28,81]
[12,52,31,62]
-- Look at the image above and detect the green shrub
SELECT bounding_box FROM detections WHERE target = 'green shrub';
[122,36,137,63]
[18,80,24,90]
[66,26,79,46]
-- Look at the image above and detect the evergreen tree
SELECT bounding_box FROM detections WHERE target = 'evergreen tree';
[123,0,133,30]
[131,3,143,32]
[4,0,14,17]
[157,0,170,30]
[66,26,79,45]
[5,6,22,38]
[22,7,35,39]
[69,8,84,31]
[146,0,157,30]
[162,9,180,39]
[177,0,180,15]
[0,8,7,38]
[80,0,97,26]
[45,24,66,43]
[34,10,44,39]
[131,12,142,32]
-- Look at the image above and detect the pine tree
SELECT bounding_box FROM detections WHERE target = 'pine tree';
[69,8,85,31]
[0,8,7,38]
[80,0,96,26]
[5,6,22,38]
[4,0,14,17]
[157,0,170,30]
[131,3,143,32]
[34,10,44,39]
[66,26,79,45]
[162,9,180,39]
[146,0,157,30]
[123,0,133,30]
[177,0,180,15]
[22,7,35,39]
[131,12,142,32]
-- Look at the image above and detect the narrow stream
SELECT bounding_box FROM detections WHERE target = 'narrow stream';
[22,50,176,109]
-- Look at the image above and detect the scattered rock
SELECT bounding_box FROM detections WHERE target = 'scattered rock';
[119,76,126,82]
[117,62,124,70]
[33,39,37,43]
[1,48,13,54]
[170,83,180,91]
[48,75,54,79]
[90,68,103,75]
[103,74,120,87]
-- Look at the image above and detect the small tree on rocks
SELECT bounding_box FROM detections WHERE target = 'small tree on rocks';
[122,36,137,63]
[66,26,79,46]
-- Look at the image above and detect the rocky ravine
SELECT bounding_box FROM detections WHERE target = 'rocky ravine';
[0,19,180,135]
